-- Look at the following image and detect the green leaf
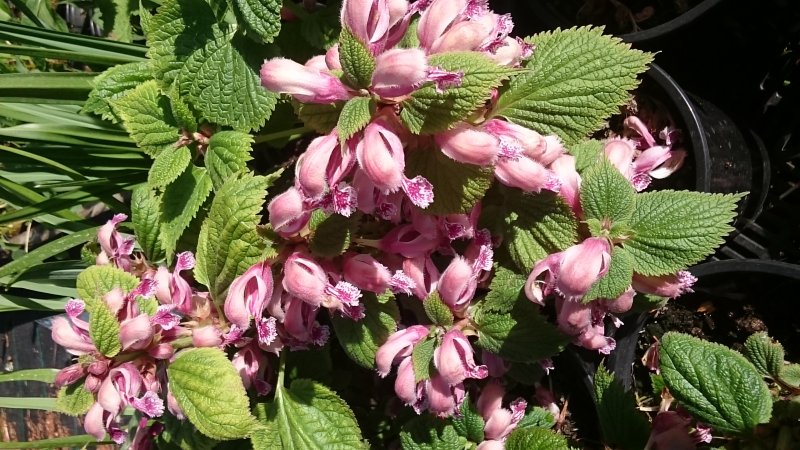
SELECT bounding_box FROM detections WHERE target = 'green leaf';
[743,332,785,379]
[157,414,219,450]
[0,397,57,410]
[0,226,99,284]
[76,265,140,302]
[593,365,650,450]
[473,300,569,363]
[452,395,485,443]
[168,347,258,440]
[95,0,134,42]
[412,336,436,383]
[137,296,159,316]
[330,292,399,369]
[56,383,93,416]
[569,139,604,173]
[401,51,517,134]
[583,246,634,302]
[780,365,800,388]
[625,191,742,276]
[400,415,467,450]
[299,4,341,49]
[111,80,181,157]
[502,190,578,272]
[179,35,277,130]
[337,96,374,146]
[149,146,192,188]
[423,291,454,327]
[516,407,556,430]
[161,165,213,259]
[295,101,344,134]
[338,27,376,89]
[506,361,546,386]
[505,427,569,450]
[205,131,253,190]
[0,369,57,384]
[166,87,198,132]
[0,435,114,449]
[309,213,356,258]
[659,332,773,434]
[147,0,222,85]
[131,185,164,262]
[83,61,153,121]
[493,27,652,145]
[195,172,277,299]
[256,378,364,449]
[482,265,527,313]
[86,297,122,357]
[0,72,95,105]
[405,148,493,215]
[581,158,635,225]
[233,0,282,43]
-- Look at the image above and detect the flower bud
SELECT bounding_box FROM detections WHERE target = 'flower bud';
[356,119,405,192]
[402,255,440,300]
[268,187,311,237]
[371,48,428,98]
[549,155,581,215]
[260,58,353,103]
[417,0,468,51]
[224,261,274,330]
[435,123,499,166]
[375,325,429,377]
[556,237,611,299]
[148,343,175,360]
[282,252,328,307]
[426,373,464,417]
[343,253,393,292]
[55,364,86,388]
[52,316,96,355]
[494,156,560,193]
[437,256,477,313]
[192,325,222,347]
[295,133,339,200]
[632,271,697,299]
[434,329,487,386]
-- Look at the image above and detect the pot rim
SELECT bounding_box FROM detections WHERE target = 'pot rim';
[689,259,800,279]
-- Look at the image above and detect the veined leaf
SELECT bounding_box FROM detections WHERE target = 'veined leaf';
[56,383,94,416]
[593,366,650,450]
[83,61,153,121]
[233,0,282,43]
[331,292,399,369]
[205,131,253,190]
[131,185,164,262]
[338,27,375,89]
[76,265,140,302]
[111,80,181,157]
[160,165,213,260]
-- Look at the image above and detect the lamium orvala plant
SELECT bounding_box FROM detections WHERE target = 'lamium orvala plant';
[14,0,790,448]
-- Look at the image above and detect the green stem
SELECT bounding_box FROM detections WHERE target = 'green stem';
[276,350,287,392]
[253,126,313,144]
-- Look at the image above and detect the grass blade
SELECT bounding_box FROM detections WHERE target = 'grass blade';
[0,397,57,410]
[0,293,69,312]
[0,73,95,105]
[0,22,147,60]
[0,226,99,282]
[0,435,114,448]
[0,368,58,383]
[0,44,127,65]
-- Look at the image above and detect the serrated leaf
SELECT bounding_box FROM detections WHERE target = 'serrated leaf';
[659,332,772,434]
[330,292,399,369]
[309,213,356,258]
[168,348,258,440]
[195,172,276,299]
[161,165,213,259]
[76,265,140,302]
[505,427,569,450]
[412,336,436,383]
[295,101,344,134]
[111,80,181,157]
[569,139,604,173]
[86,297,122,357]
[473,300,569,363]
[743,332,785,378]
[593,365,650,450]
[56,383,93,416]
[166,87,198,132]
[650,373,665,395]
[337,97,374,146]
[583,246,634,302]
[179,35,277,130]
[83,61,153,121]
[300,3,341,49]
[452,395,485,443]
[137,296,159,316]
[482,266,527,313]
[780,365,800,388]
[405,148,493,215]
[625,191,742,276]
[256,379,364,449]
[502,190,578,272]
[400,415,467,450]
[233,0,282,43]
[131,185,164,262]
[423,291,454,327]
[401,52,517,134]
[493,27,652,145]
[149,146,192,188]
[581,158,635,224]
[205,131,253,190]
[147,0,222,85]
[339,28,376,89]
[516,407,556,430]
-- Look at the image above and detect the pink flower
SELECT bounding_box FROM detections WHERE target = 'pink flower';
[268,187,311,237]
[494,155,560,193]
[524,237,611,303]
[402,255,440,300]
[425,372,465,417]
[380,224,440,258]
[282,252,364,319]
[371,48,429,98]
[282,295,329,348]
[549,155,582,216]
[341,0,410,54]
[436,123,501,166]
[192,325,222,347]
[632,270,697,298]
[477,380,526,441]
[437,256,478,314]
[119,314,154,351]
[343,253,416,294]
[224,261,274,330]
[152,252,195,315]
[260,58,353,103]
[647,411,697,450]
[433,329,488,386]
[232,342,272,396]
[96,214,134,271]
[55,363,86,388]
[375,325,429,377]
[52,315,96,355]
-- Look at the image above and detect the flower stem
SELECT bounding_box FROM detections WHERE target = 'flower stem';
[276,350,287,392]
[253,126,313,144]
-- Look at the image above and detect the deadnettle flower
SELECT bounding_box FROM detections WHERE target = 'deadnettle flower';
[425,372,465,417]
[550,155,582,216]
[268,187,311,237]
[96,213,134,272]
[260,58,353,104]
[417,0,513,57]
[342,253,416,295]
[375,325,430,377]
[341,0,410,55]
[282,294,330,348]
[437,256,478,314]
[477,380,526,442]
[524,237,611,303]
[402,255,440,300]
[224,261,274,330]
[603,134,686,191]
[52,308,96,355]
[356,119,434,208]
[632,270,697,298]
[646,411,697,450]
[282,251,364,320]
[232,342,272,396]
[153,251,195,315]
[294,132,357,216]
[433,329,488,386]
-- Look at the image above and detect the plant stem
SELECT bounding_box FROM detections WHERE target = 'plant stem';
[276,351,287,391]
[253,126,313,144]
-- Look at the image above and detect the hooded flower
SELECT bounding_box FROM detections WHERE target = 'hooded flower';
[433,329,488,386]
[524,237,611,303]
[260,58,353,103]
[96,214,134,271]
[224,261,274,330]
